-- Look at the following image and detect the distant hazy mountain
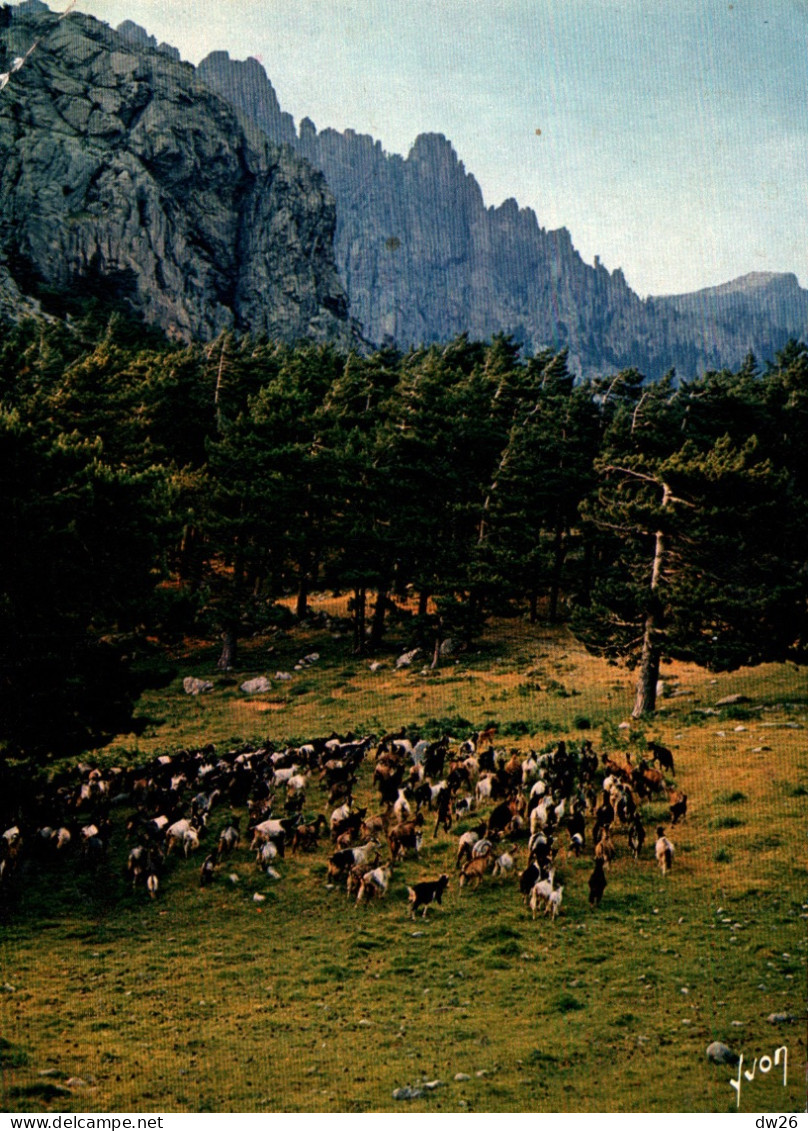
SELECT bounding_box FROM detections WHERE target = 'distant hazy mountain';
[652,273,808,369]
[0,4,358,347]
[198,50,808,378]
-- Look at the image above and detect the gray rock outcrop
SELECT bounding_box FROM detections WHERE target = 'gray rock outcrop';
[0,6,358,346]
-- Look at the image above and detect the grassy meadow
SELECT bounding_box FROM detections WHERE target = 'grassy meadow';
[1,599,806,1113]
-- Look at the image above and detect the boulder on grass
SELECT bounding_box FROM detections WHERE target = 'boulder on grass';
[183,676,213,696]
[240,676,272,695]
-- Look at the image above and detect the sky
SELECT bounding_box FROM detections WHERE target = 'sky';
[29,0,808,297]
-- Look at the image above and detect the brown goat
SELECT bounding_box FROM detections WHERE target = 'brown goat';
[594,828,616,865]
[458,846,492,890]
[387,814,424,862]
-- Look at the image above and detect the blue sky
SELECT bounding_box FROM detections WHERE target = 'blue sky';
[46,1,808,296]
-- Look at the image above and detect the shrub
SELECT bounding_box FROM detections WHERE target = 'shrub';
[421,714,474,738]
[0,1038,28,1068]
[717,790,747,803]
[500,719,530,736]
[722,705,755,720]
[554,993,585,1013]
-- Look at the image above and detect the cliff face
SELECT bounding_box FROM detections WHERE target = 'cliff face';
[0,4,357,346]
[198,51,808,377]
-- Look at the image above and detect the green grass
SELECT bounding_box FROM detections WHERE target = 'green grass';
[1,609,806,1113]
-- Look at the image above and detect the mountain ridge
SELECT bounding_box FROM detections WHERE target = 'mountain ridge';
[197,48,808,377]
[2,4,806,376]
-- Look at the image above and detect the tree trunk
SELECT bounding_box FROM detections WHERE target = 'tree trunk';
[178,524,201,587]
[218,528,244,671]
[632,494,668,717]
[580,537,595,606]
[632,611,661,717]
[548,525,566,622]
[352,587,367,656]
[217,624,238,671]
[369,586,389,649]
[528,585,539,624]
[296,571,310,621]
[417,590,429,618]
[431,615,444,669]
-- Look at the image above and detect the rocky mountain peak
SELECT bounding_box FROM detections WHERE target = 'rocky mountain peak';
[0,5,359,346]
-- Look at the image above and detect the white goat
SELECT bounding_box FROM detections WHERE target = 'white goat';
[356,863,393,904]
[392,789,413,823]
[546,885,564,920]
[655,827,674,875]
[529,869,556,920]
[492,848,518,878]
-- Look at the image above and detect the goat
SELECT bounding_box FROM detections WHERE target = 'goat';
[594,828,616,866]
[648,741,675,774]
[668,790,687,824]
[165,818,194,854]
[359,813,389,841]
[614,787,637,825]
[217,822,240,857]
[545,885,564,920]
[356,863,393,904]
[329,801,352,836]
[588,857,607,906]
[528,871,556,920]
[655,827,674,875]
[127,844,153,889]
[327,840,381,882]
[387,814,424,862]
[458,843,492,890]
[628,817,646,859]
[455,824,484,869]
[569,831,584,857]
[286,772,308,796]
[528,778,548,801]
[250,817,296,855]
[392,787,413,824]
[519,861,540,904]
[330,806,368,843]
[475,773,497,806]
[291,814,328,852]
[200,851,217,887]
[407,874,449,919]
[602,753,632,782]
[632,764,666,798]
[255,840,279,868]
[491,846,518,879]
[432,786,453,835]
[453,794,475,819]
[520,753,539,786]
[486,799,517,840]
[530,795,555,835]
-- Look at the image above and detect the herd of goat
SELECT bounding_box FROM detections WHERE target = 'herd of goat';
[0,728,687,924]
